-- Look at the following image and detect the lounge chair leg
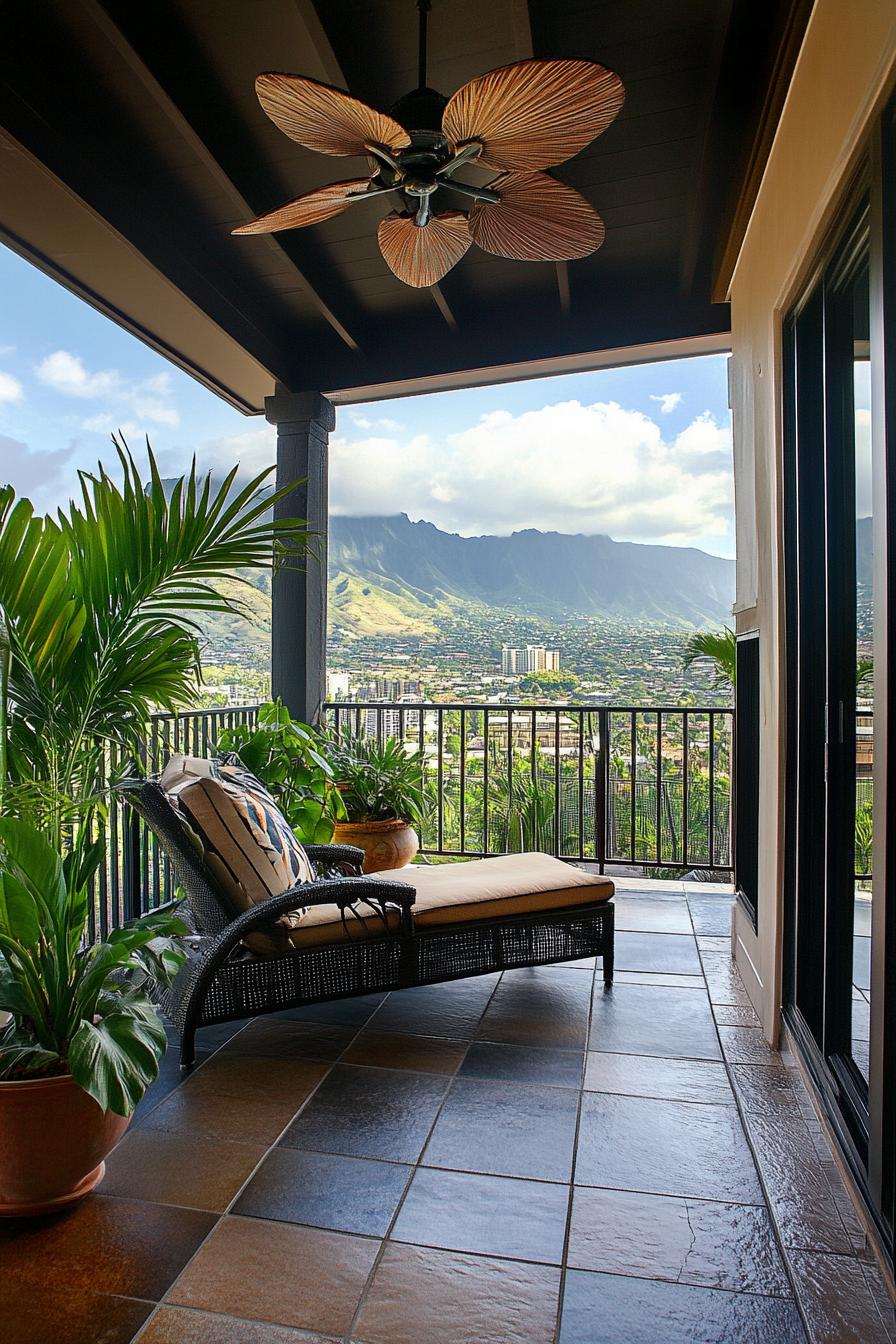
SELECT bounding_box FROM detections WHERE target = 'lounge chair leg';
[603,948,614,986]
[180,1027,197,1071]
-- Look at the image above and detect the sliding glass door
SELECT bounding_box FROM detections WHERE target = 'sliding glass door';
[784,96,896,1257]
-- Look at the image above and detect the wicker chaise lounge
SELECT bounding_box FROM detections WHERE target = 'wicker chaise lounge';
[119,768,615,1069]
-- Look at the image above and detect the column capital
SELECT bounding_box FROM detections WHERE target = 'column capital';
[264,390,336,432]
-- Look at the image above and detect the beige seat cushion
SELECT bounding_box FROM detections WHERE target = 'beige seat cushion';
[283,853,612,950]
[287,899,403,949]
[372,852,614,929]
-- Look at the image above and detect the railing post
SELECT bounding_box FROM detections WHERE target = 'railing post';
[596,707,609,875]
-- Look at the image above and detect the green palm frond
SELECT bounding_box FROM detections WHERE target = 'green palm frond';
[0,439,310,839]
[682,628,736,689]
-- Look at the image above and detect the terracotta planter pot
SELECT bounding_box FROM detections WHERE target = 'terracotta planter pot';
[0,1073,129,1217]
[333,818,419,874]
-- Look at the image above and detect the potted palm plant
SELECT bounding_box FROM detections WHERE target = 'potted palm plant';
[0,440,310,1212]
[0,821,185,1214]
[322,729,426,873]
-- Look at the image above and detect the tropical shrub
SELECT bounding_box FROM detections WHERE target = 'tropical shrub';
[320,729,426,827]
[0,819,186,1114]
[216,699,346,843]
[0,441,307,841]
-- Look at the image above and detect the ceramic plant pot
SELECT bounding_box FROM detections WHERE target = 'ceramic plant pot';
[0,1073,129,1217]
[333,818,419,874]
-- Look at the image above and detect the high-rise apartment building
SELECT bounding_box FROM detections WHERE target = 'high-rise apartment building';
[501,645,561,674]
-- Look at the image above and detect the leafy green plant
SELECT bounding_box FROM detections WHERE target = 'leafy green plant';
[0,440,308,842]
[682,628,737,690]
[216,699,346,843]
[855,800,874,877]
[0,819,186,1115]
[319,729,426,826]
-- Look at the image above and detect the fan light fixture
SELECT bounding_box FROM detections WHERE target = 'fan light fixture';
[233,1,624,288]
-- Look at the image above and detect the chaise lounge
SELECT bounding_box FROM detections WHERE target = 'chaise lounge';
[118,756,614,1068]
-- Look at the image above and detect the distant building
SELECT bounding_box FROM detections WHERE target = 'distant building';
[326,671,351,700]
[501,644,560,674]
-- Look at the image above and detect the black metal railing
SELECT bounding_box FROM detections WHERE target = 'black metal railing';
[82,699,876,939]
[88,704,263,940]
[323,702,735,876]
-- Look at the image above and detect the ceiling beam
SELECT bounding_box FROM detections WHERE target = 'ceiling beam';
[92,0,375,355]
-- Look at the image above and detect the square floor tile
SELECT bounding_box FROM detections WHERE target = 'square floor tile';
[233,1147,410,1236]
[423,1077,579,1181]
[354,1243,561,1344]
[273,993,386,1026]
[568,1186,791,1295]
[219,1018,356,1061]
[687,900,735,936]
[576,1092,764,1203]
[138,1305,339,1342]
[616,931,701,975]
[583,1052,734,1106]
[613,898,692,933]
[141,1064,328,1146]
[717,1025,779,1065]
[476,968,591,1049]
[729,1063,803,1116]
[559,1270,805,1344]
[613,970,707,988]
[279,1064,449,1162]
[742,1111,856,1254]
[167,1216,378,1336]
[0,1286,153,1344]
[367,977,499,1038]
[459,1041,583,1088]
[788,1249,895,1344]
[101,1128,264,1211]
[590,983,722,1059]
[700,953,754,1007]
[0,1195,215,1300]
[340,1030,466,1074]
[393,1167,569,1264]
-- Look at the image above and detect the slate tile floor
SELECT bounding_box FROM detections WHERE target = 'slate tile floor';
[3,880,895,1344]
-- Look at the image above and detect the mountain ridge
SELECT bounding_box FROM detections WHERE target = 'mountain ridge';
[328,513,735,631]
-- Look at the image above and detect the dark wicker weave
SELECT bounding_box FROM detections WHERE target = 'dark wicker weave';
[117,776,614,1067]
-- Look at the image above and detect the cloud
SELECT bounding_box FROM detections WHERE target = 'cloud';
[0,371,23,403]
[650,392,682,414]
[0,435,77,510]
[36,350,180,427]
[349,412,405,433]
[326,398,733,549]
[179,397,733,552]
[0,344,16,357]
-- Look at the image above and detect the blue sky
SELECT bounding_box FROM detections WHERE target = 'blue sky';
[0,241,734,555]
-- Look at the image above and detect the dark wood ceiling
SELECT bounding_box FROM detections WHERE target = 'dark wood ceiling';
[0,0,808,409]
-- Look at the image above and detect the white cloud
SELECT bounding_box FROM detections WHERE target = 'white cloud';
[36,350,180,428]
[180,397,733,552]
[349,411,405,433]
[650,392,682,414]
[0,344,16,357]
[326,398,733,549]
[0,371,23,403]
[0,435,77,510]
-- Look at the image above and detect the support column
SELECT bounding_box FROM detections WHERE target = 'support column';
[264,389,335,724]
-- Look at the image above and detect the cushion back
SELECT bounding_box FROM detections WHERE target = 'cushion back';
[158,755,315,953]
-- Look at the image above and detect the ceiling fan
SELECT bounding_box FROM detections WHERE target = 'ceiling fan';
[233,1,624,289]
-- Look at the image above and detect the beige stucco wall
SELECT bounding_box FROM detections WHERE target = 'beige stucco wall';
[727,0,896,1041]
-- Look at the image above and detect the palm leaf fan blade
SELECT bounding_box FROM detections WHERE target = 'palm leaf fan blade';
[255,73,410,157]
[378,211,472,287]
[442,59,624,172]
[469,172,605,261]
[232,179,378,235]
